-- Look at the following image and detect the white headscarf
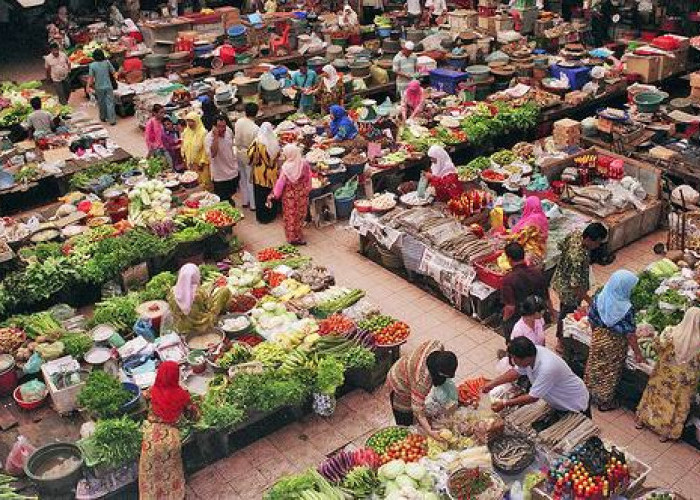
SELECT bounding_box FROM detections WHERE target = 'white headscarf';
[670,307,700,364]
[281,144,305,183]
[322,64,340,92]
[173,263,201,315]
[340,4,359,27]
[427,145,457,177]
[256,122,280,159]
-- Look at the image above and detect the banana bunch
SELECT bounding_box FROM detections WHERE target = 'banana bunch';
[272,279,312,302]
[278,348,318,375]
[574,154,596,166]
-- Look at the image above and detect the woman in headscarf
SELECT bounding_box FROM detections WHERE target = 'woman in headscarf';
[181,111,212,191]
[328,105,358,142]
[635,308,700,442]
[316,65,345,115]
[162,116,184,172]
[401,80,425,122]
[425,145,463,202]
[248,122,281,224]
[139,361,194,500]
[167,263,231,335]
[584,269,643,411]
[267,144,312,245]
[508,196,549,264]
[387,340,458,439]
[338,4,361,43]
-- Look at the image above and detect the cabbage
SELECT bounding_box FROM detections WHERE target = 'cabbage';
[383,480,399,494]
[378,460,404,480]
[405,462,426,481]
[395,475,417,490]
[419,474,434,490]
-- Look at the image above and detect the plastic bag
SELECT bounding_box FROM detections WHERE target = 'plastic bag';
[5,436,36,476]
[22,352,43,375]
[133,318,156,342]
[19,380,46,402]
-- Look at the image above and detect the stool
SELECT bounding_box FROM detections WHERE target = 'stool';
[309,193,337,228]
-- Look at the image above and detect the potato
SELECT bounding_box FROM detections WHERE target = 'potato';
[678,260,689,268]
[35,335,48,343]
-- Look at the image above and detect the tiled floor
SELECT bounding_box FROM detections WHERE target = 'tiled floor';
[13,72,700,498]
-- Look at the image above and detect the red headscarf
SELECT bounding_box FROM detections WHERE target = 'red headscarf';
[150,361,191,424]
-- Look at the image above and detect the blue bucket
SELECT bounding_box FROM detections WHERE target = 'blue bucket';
[335,194,356,219]
[227,25,246,37]
[377,27,391,38]
[292,11,307,19]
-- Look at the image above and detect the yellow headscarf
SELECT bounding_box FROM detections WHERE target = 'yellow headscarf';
[181,111,208,166]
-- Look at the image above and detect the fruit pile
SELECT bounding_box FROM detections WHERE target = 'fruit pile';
[374,321,410,346]
[381,434,427,464]
[458,376,487,407]
[204,209,236,227]
[264,270,287,288]
[229,294,257,313]
[257,247,284,262]
[358,315,395,334]
[318,314,355,336]
[366,427,410,455]
[250,287,270,299]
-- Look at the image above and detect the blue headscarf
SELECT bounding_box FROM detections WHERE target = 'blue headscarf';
[329,105,358,140]
[595,270,639,328]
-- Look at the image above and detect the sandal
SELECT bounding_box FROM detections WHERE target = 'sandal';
[597,402,619,412]
[635,422,644,430]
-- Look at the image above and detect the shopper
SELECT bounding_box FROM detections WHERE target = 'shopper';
[200,88,219,131]
[144,104,166,157]
[387,340,458,440]
[392,41,417,97]
[182,111,211,191]
[248,122,281,224]
[584,269,643,411]
[316,65,345,115]
[167,263,231,335]
[234,102,260,210]
[289,61,318,114]
[162,116,183,172]
[206,115,239,203]
[401,80,425,122]
[501,242,551,340]
[24,97,54,137]
[44,43,71,106]
[484,337,590,415]
[636,308,700,442]
[510,196,549,262]
[425,145,463,202]
[87,49,117,126]
[139,361,194,500]
[267,144,311,245]
[510,295,547,347]
[328,105,358,142]
[551,222,608,350]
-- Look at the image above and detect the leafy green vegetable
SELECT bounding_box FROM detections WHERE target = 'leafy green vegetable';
[194,397,244,430]
[78,416,142,467]
[3,311,63,340]
[61,332,93,358]
[315,357,345,395]
[90,292,140,334]
[341,346,376,370]
[266,469,345,500]
[77,371,132,419]
[137,271,177,302]
[631,271,662,311]
[224,371,310,413]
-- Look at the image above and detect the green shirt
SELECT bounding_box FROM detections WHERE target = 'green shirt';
[551,230,590,306]
[88,60,116,90]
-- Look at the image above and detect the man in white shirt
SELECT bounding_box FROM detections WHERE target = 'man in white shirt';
[483,337,591,415]
[44,43,71,106]
[233,102,260,210]
[24,97,54,137]
[392,41,418,97]
[206,115,239,203]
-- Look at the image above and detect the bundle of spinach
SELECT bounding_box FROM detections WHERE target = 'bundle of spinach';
[341,346,376,371]
[89,293,141,334]
[315,357,345,395]
[631,272,662,311]
[3,257,77,307]
[194,396,244,431]
[224,370,310,413]
[61,332,94,358]
[77,371,132,418]
[138,271,177,302]
[79,416,142,468]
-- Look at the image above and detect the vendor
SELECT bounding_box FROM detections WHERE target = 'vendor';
[425,145,463,202]
[182,112,211,190]
[24,97,55,137]
[109,3,126,27]
[338,3,360,43]
[509,196,549,264]
[290,61,318,114]
[636,307,700,442]
[400,81,425,122]
[392,41,418,97]
[425,0,447,23]
[53,5,72,33]
[584,270,643,412]
[328,105,358,142]
[387,340,458,440]
[316,65,345,115]
[484,337,591,415]
[139,361,197,500]
[167,263,231,336]
[162,116,183,172]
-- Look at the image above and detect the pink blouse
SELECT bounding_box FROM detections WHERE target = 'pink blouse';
[145,117,164,152]
[273,162,311,199]
[511,318,546,346]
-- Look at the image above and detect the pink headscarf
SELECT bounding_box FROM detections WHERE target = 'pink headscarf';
[281,144,305,183]
[405,81,424,110]
[173,263,201,315]
[512,196,549,239]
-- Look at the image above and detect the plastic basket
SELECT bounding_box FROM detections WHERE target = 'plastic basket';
[335,195,356,219]
[429,69,470,94]
[473,251,508,289]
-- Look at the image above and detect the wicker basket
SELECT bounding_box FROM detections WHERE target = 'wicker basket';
[377,244,403,270]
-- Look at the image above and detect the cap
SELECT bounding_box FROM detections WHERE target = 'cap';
[404,41,415,51]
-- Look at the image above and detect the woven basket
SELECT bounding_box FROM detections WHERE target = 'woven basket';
[377,244,403,270]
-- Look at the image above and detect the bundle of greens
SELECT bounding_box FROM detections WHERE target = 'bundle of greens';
[631,272,662,311]
[79,416,142,468]
[77,371,132,418]
[265,469,345,500]
[89,293,141,334]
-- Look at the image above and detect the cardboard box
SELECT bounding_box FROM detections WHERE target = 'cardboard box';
[658,47,687,80]
[624,54,662,83]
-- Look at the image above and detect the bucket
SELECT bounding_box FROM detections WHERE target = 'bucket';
[335,194,356,219]
[0,354,17,397]
[25,443,83,497]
